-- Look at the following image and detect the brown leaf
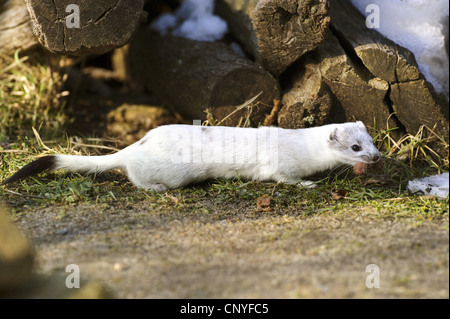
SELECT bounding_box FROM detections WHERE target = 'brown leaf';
[256,194,272,212]
[362,176,390,186]
[329,188,348,200]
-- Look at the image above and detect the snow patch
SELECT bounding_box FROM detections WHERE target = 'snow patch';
[407,173,449,199]
[151,0,228,42]
[350,0,449,97]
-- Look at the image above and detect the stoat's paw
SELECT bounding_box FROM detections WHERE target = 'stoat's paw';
[296,180,318,188]
[145,183,169,192]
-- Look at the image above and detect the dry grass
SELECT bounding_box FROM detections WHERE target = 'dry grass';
[0,50,69,138]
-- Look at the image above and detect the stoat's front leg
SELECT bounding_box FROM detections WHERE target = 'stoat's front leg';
[274,175,318,188]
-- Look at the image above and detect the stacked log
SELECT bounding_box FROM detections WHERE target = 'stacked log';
[127,0,330,126]
[1,0,146,56]
[24,0,146,56]
[278,54,343,128]
[129,30,280,126]
[215,0,330,77]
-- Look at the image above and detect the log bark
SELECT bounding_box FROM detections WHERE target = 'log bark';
[0,0,38,56]
[216,0,330,77]
[129,29,280,126]
[24,0,146,56]
[278,55,344,128]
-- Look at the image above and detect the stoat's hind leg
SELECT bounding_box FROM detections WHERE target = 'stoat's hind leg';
[126,168,169,192]
[145,183,169,192]
[132,180,169,192]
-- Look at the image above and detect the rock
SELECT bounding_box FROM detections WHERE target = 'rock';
[0,205,35,291]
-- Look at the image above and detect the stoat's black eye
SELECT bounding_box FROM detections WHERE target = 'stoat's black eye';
[351,144,361,152]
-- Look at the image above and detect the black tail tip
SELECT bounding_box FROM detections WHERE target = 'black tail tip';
[2,155,56,185]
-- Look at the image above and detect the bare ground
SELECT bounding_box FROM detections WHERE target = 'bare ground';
[10,192,449,299]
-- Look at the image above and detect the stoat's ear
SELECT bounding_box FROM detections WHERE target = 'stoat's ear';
[356,121,365,128]
[329,127,339,142]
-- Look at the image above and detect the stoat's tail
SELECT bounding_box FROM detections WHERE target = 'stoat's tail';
[2,152,125,185]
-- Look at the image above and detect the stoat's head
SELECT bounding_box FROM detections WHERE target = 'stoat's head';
[327,121,381,165]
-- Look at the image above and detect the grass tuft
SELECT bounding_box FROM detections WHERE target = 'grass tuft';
[0,50,69,139]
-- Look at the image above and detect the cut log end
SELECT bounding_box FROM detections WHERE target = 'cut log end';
[25,0,145,56]
[253,0,330,75]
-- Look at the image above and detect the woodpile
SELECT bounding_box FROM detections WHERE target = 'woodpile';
[0,0,448,155]
[128,0,330,127]
[325,0,448,142]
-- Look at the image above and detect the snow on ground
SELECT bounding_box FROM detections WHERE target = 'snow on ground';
[407,173,449,199]
[151,0,228,42]
[350,0,449,97]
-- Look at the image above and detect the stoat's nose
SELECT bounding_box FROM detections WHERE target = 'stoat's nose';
[372,153,380,162]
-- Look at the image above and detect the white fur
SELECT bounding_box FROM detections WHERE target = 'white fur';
[50,122,381,191]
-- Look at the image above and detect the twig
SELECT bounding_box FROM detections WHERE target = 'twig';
[70,141,120,152]
[214,92,262,127]
[32,127,53,152]
[2,189,45,199]
[263,99,282,126]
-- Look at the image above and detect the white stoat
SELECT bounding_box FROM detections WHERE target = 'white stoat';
[3,121,381,191]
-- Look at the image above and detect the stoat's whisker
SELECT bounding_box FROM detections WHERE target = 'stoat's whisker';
[328,163,347,176]
[327,164,352,183]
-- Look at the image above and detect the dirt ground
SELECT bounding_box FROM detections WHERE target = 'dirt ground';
[10,192,449,299]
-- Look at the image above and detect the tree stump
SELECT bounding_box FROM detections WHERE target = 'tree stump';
[216,0,330,77]
[129,30,280,126]
[24,0,146,56]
